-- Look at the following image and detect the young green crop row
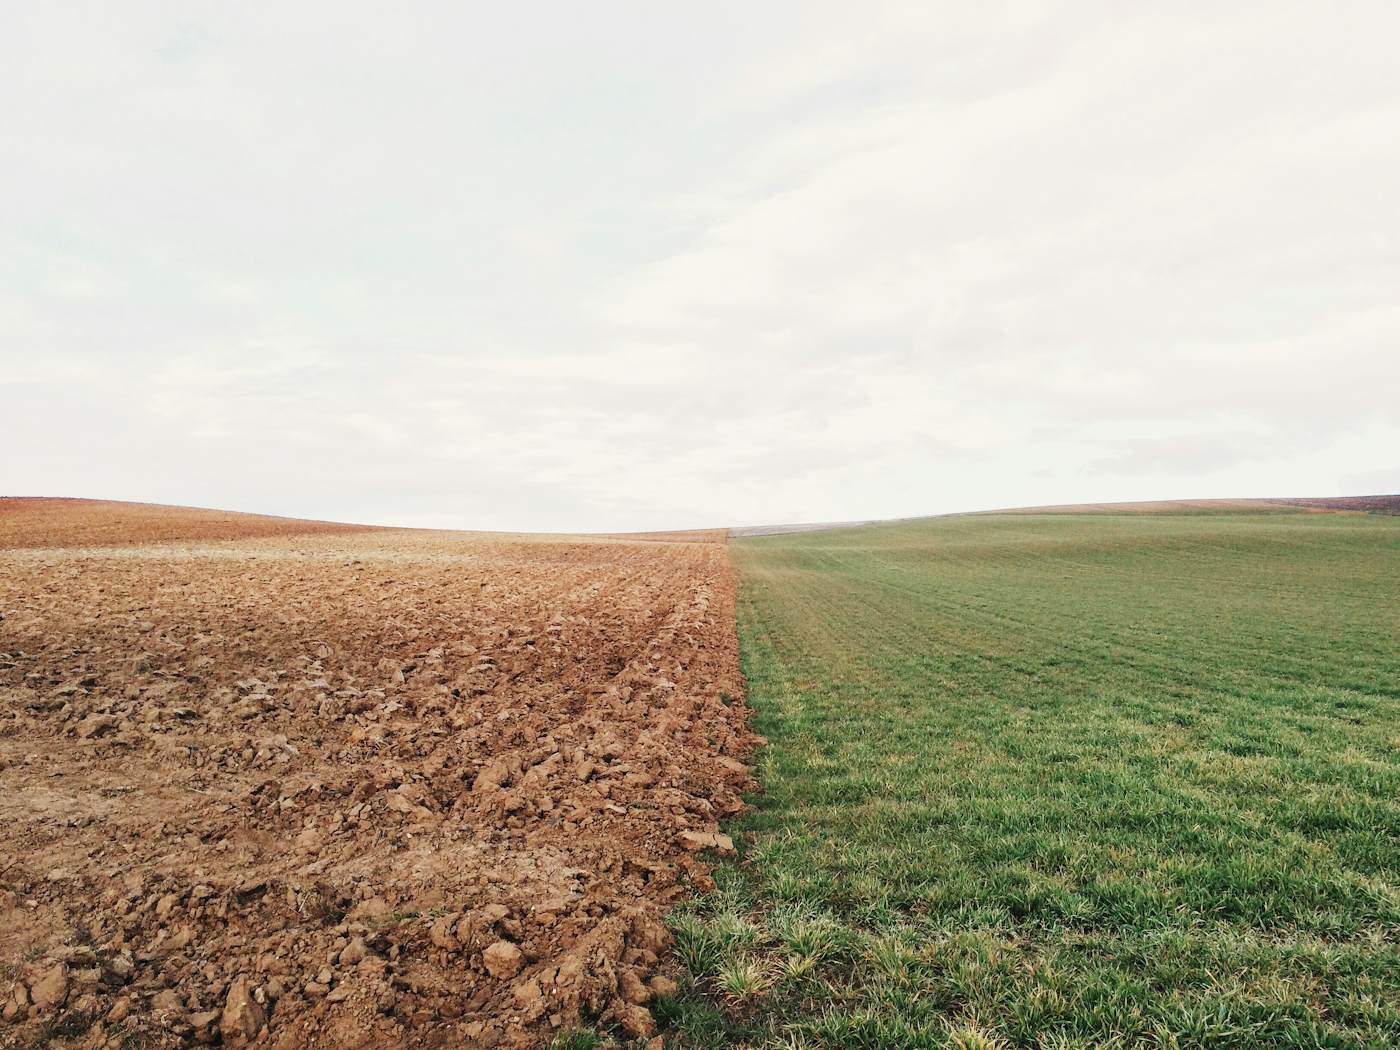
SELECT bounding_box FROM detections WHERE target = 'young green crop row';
[641,511,1400,1049]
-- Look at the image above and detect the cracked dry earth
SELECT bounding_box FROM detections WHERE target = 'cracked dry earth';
[0,500,758,1049]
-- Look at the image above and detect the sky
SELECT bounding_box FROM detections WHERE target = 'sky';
[4,2,1398,532]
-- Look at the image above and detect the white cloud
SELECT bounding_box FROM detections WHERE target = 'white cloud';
[3,2,1397,531]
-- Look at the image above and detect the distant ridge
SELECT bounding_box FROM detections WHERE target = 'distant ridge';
[8,494,1396,552]
[731,495,1400,538]
[729,520,875,538]
[1265,495,1400,514]
[0,497,376,549]
[995,495,1400,515]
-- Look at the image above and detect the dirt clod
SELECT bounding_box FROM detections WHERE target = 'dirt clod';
[618,1000,657,1038]
[29,962,68,1010]
[483,941,525,979]
[677,830,736,854]
[222,976,268,1043]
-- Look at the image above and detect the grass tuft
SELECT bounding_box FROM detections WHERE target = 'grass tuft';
[715,954,771,1001]
[548,1028,604,1050]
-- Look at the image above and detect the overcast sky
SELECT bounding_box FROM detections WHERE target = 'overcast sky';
[4,3,1398,532]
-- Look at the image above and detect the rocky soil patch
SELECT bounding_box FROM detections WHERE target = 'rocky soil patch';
[0,504,755,1048]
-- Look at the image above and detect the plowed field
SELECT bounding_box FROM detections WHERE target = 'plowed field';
[0,501,756,1049]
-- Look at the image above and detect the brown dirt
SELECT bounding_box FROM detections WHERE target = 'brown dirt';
[0,499,378,550]
[0,501,756,1049]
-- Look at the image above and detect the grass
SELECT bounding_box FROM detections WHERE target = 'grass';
[663,510,1400,1048]
[549,1029,606,1050]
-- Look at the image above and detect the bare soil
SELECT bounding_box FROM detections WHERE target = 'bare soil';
[1,501,756,1049]
[0,499,377,550]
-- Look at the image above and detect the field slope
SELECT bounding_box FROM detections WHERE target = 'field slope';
[0,496,378,548]
[665,511,1400,1049]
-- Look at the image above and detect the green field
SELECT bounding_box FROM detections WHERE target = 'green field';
[660,511,1400,1049]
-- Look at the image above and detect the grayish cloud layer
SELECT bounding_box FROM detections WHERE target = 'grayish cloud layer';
[5,2,1398,531]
